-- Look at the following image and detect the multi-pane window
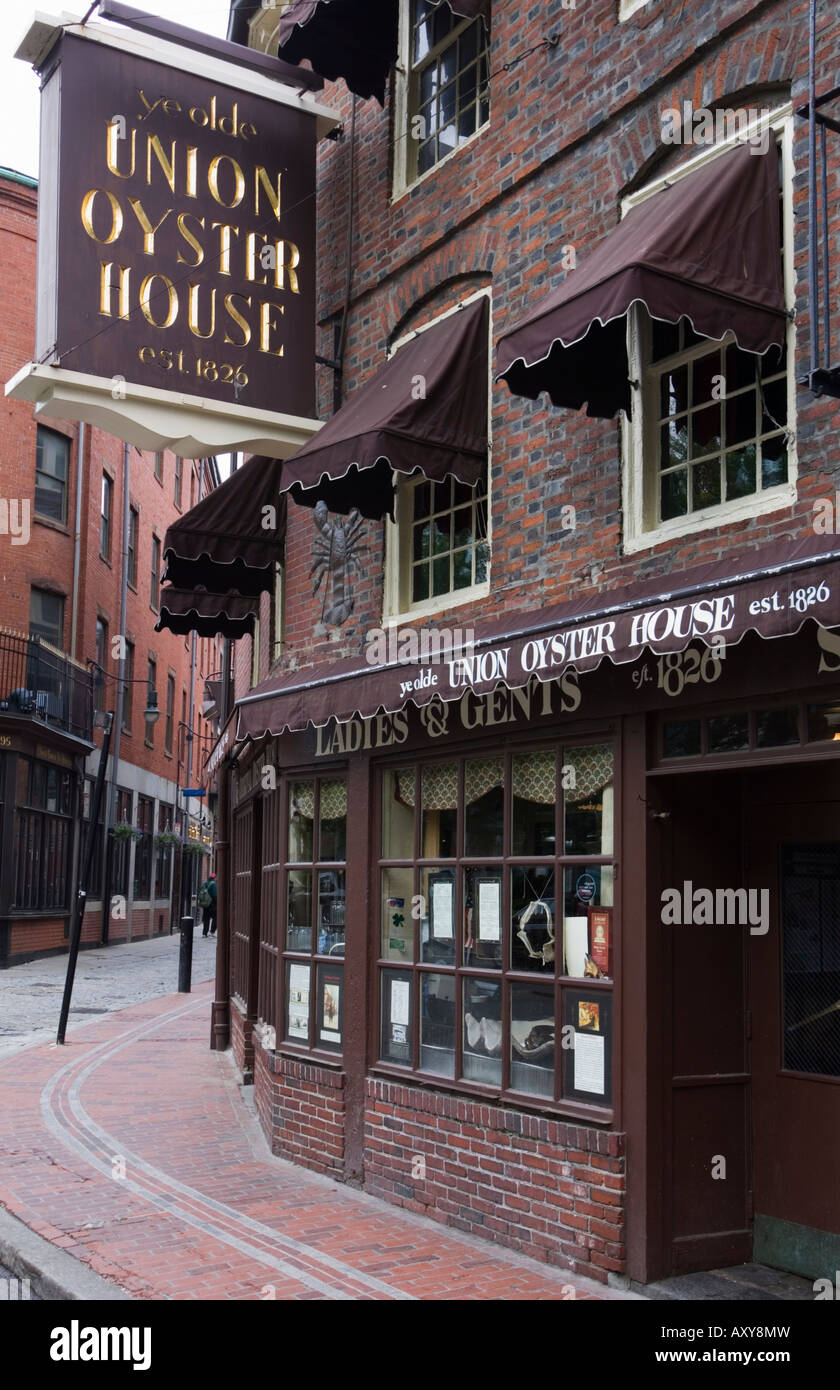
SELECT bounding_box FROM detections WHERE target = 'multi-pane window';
[156,802,174,901]
[35,427,69,524]
[133,794,154,900]
[127,506,138,587]
[378,745,616,1107]
[29,588,64,648]
[12,756,74,911]
[146,658,156,746]
[282,778,347,1053]
[112,787,132,898]
[122,641,134,731]
[100,473,113,560]
[150,535,161,610]
[165,673,175,755]
[403,1,489,185]
[174,456,182,508]
[401,475,489,608]
[647,318,788,524]
[94,617,108,711]
[626,119,794,547]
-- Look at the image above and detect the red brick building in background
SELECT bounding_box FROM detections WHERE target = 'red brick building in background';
[0,167,223,965]
[164,0,840,1289]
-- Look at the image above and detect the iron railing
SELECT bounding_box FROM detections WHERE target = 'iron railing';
[0,630,93,742]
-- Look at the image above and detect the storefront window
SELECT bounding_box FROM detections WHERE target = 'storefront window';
[377,743,616,1109]
[283,777,347,1052]
[12,755,75,912]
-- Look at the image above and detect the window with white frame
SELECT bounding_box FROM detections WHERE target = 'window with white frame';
[395,1,490,194]
[384,293,491,620]
[623,110,796,552]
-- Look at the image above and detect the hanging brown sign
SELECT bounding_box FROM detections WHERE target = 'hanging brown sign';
[7,17,335,457]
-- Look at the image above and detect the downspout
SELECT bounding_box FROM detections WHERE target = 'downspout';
[70,422,85,659]
[184,458,203,910]
[101,440,130,945]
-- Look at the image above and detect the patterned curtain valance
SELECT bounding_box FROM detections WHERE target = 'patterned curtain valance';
[320,780,347,820]
[512,750,556,806]
[565,745,614,802]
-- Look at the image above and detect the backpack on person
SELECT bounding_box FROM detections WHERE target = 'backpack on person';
[198,884,212,908]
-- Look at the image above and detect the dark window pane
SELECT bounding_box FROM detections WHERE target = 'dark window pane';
[781,845,840,1077]
[652,318,680,362]
[807,704,840,742]
[756,708,799,748]
[663,720,702,758]
[464,756,503,856]
[708,714,750,753]
[661,469,687,521]
[725,444,757,500]
[692,459,721,509]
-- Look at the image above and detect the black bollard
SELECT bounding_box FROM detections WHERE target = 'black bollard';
[178,915,195,993]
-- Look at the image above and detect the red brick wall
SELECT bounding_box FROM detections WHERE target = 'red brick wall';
[364,1078,625,1282]
[243,0,840,690]
[253,1039,346,1180]
[0,172,223,955]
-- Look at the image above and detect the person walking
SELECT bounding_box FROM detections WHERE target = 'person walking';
[199,873,217,937]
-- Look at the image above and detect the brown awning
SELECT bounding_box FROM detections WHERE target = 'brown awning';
[156,588,258,641]
[496,143,788,418]
[276,0,489,104]
[160,453,286,597]
[237,534,840,739]
[282,296,489,519]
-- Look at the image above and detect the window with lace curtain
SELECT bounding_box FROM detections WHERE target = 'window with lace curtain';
[378,742,616,1110]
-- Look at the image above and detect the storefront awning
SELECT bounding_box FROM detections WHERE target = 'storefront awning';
[281,296,489,519]
[160,453,286,596]
[276,0,489,104]
[156,588,258,641]
[496,143,788,418]
[236,534,840,740]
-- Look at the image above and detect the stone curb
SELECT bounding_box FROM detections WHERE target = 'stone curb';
[0,1207,132,1302]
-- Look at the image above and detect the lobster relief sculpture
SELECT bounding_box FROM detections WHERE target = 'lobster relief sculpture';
[310,500,367,627]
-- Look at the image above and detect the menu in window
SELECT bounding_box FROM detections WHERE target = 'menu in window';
[288,964,309,1040]
[477,879,501,941]
[431,879,454,939]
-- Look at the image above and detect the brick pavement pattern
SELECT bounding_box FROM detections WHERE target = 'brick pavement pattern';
[0,984,618,1300]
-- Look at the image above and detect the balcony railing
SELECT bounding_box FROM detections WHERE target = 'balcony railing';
[0,630,93,742]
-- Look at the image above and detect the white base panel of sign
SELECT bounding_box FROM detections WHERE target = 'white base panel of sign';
[6,363,324,460]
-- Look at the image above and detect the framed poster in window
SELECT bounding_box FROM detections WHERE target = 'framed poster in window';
[562,989,612,1106]
[473,873,502,964]
[317,963,343,1051]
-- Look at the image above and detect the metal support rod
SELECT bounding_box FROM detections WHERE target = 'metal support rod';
[58,711,113,1044]
[820,120,831,369]
[808,0,819,376]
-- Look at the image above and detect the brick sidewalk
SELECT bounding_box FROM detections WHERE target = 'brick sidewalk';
[0,985,627,1300]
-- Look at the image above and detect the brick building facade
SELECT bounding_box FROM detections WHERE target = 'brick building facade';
[0,168,222,964]
[168,0,840,1287]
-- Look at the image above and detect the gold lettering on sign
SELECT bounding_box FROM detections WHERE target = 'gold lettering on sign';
[146,135,177,192]
[106,122,136,178]
[81,188,123,244]
[208,155,245,209]
[99,262,131,319]
[128,198,172,255]
[211,222,239,276]
[254,167,282,222]
[188,283,216,339]
[259,301,284,356]
[139,273,178,328]
[223,293,251,346]
[176,212,205,266]
[185,145,198,198]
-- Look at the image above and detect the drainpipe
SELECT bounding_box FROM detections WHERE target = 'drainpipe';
[101,441,130,945]
[183,459,203,910]
[70,422,85,660]
[210,753,232,1051]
